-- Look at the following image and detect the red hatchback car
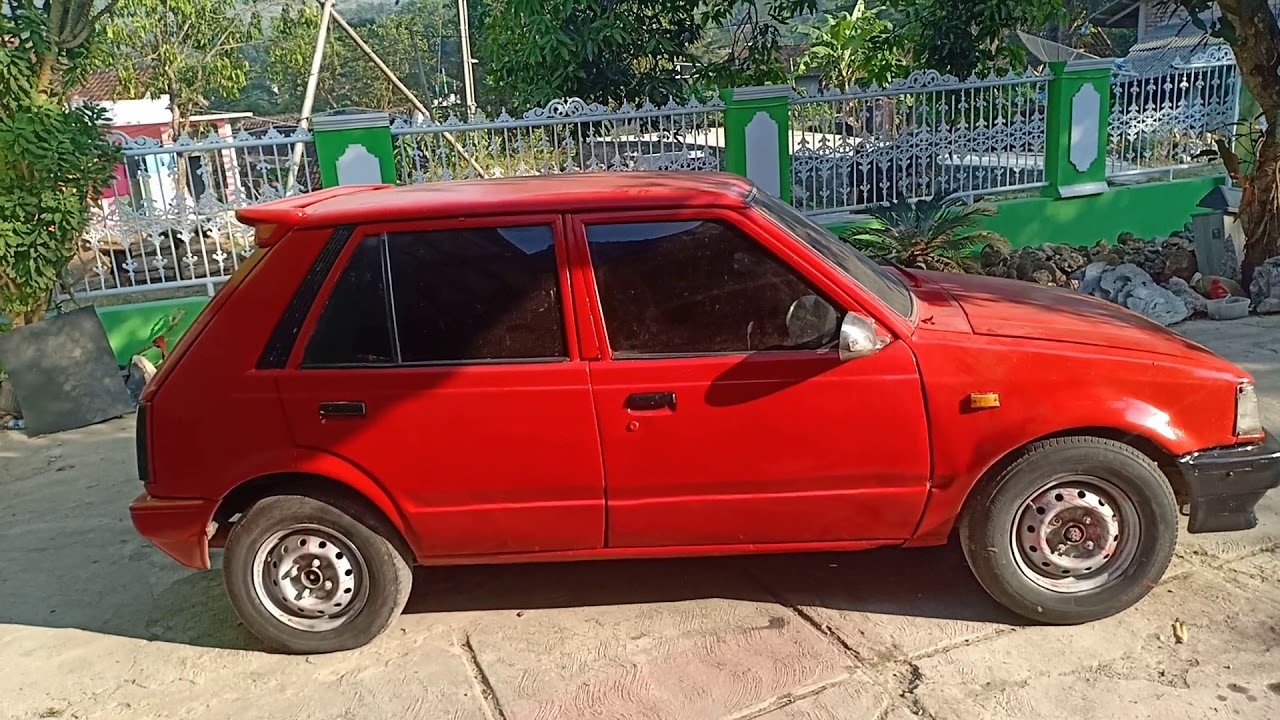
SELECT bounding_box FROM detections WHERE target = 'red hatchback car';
[131,172,1279,653]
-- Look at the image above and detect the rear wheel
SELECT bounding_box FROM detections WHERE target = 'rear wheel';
[223,495,412,653]
[960,437,1178,624]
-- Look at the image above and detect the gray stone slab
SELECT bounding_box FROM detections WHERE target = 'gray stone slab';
[0,307,133,436]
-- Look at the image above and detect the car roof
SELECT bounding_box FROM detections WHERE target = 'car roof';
[238,172,758,237]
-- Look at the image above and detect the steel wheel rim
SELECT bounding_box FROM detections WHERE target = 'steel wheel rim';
[250,524,370,632]
[1010,475,1141,594]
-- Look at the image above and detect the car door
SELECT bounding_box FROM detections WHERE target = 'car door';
[570,208,931,548]
[276,216,605,557]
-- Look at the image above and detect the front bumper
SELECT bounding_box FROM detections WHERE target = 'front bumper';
[129,493,217,570]
[1176,430,1280,533]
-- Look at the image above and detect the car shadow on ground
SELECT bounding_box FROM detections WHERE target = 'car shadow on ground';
[403,541,1026,627]
[0,538,1024,653]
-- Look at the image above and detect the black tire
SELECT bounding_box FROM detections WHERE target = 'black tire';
[959,437,1178,624]
[223,495,412,654]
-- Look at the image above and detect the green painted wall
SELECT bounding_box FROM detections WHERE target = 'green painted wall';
[982,176,1226,248]
[90,296,210,366]
[825,176,1226,248]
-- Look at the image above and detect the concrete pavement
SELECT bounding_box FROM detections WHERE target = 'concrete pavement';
[2,317,1278,720]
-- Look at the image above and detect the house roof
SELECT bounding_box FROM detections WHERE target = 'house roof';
[1119,27,1226,76]
[71,70,132,102]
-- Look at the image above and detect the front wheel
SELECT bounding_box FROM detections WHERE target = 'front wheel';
[960,437,1178,624]
[223,495,412,653]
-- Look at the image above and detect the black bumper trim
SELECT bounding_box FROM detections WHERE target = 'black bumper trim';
[1176,429,1280,533]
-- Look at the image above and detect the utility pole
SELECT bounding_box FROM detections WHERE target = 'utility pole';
[286,0,335,193]
[457,0,476,116]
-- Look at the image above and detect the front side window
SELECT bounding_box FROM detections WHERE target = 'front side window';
[586,220,840,357]
[751,190,915,320]
[302,224,566,367]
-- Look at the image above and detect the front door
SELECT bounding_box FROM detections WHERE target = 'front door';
[276,218,605,557]
[573,211,931,548]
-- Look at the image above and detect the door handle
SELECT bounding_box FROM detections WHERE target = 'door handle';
[625,391,677,411]
[319,401,366,418]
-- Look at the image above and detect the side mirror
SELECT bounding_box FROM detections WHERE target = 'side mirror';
[838,313,886,361]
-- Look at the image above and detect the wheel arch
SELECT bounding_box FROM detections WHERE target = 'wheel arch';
[961,426,1188,526]
[213,472,417,563]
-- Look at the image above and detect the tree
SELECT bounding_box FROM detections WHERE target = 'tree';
[478,0,816,108]
[885,0,1064,79]
[1163,0,1280,288]
[479,0,702,107]
[265,0,461,114]
[98,0,265,144]
[694,0,818,90]
[795,2,906,93]
[0,2,120,327]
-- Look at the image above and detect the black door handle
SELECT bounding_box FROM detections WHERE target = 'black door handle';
[319,401,366,418]
[626,392,677,411]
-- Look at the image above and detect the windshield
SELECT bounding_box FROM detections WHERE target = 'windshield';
[750,191,915,320]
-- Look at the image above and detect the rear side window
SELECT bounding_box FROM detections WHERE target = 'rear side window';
[302,225,565,367]
[302,235,395,366]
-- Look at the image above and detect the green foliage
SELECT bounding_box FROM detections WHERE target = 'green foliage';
[478,0,816,107]
[479,0,701,107]
[98,0,266,130]
[0,4,121,325]
[843,196,1009,273]
[795,2,906,92]
[694,0,818,90]
[885,0,1064,79]
[267,0,462,114]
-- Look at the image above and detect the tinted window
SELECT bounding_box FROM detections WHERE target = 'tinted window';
[387,225,566,363]
[751,190,915,319]
[303,234,395,366]
[586,220,839,356]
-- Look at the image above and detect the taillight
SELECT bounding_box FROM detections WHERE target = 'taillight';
[135,402,150,484]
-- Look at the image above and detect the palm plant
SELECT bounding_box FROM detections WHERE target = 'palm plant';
[842,195,1010,273]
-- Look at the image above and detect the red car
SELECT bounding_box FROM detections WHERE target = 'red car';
[131,173,1279,654]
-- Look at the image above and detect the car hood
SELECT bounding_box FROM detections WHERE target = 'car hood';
[914,270,1224,362]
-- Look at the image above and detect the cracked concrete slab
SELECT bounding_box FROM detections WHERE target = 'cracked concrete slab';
[459,560,869,720]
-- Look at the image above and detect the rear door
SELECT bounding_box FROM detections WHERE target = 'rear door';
[276,217,605,557]
[571,208,931,548]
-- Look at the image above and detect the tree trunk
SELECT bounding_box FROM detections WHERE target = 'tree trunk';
[1218,0,1280,288]
[169,99,191,203]
[1240,131,1280,288]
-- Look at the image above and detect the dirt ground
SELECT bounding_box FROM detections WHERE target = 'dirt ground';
[3,317,1280,720]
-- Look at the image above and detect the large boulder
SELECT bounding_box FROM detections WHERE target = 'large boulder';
[1165,277,1208,316]
[1251,256,1280,314]
[1078,262,1189,326]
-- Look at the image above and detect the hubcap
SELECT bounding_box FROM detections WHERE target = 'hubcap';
[250,524,369,632]
[1011,476,1140,593]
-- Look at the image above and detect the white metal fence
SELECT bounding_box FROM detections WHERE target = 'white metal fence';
[789,69,1051,214]
[70,52,1242,300]
[1108,46,1239,179]
[390,97,725,182]
[69,127,319,300]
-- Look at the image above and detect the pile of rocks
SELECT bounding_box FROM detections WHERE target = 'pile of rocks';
[1075,262,1190,326]
[978,231,1200,290]
[974,231,1247,325]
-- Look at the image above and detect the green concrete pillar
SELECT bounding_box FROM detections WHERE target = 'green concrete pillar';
[311,112,397,188]
[720,86,792,202]
[1042,59,1115,199]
